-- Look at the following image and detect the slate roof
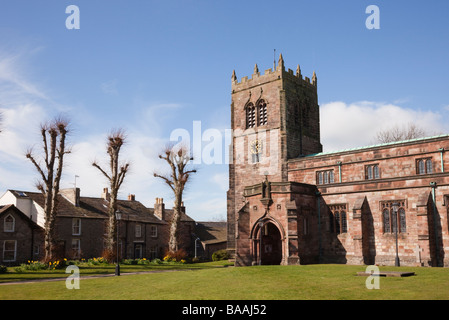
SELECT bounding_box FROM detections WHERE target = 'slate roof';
[7,189,166,224]
[194,221,227,244]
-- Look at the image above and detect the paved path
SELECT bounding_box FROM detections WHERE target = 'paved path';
[0,269,185,286]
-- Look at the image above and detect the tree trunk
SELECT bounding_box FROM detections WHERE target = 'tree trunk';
[169,191,183,252]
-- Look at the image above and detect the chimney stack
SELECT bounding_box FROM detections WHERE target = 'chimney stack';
[60,188,80,207]
[102,188,110,201]
[154,197,165,220]
[128,194,135,201]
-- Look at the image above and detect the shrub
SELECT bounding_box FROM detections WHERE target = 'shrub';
[0,265,7,274]
[212,249,230,261]
[163,248,187,262]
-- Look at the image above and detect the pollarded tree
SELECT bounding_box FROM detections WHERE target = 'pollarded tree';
[26,116,71,260]
[92,129,130,257]
[154,144,196,253]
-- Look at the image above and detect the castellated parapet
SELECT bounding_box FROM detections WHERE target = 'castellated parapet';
[231,54,317,93]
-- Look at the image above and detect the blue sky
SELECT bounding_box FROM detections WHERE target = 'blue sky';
[0,1,448,221]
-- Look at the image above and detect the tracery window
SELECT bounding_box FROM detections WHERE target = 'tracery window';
[381,201,407,234]
[417,158,433,174]
[317,170,334,185]
[366,164,380,180]
[328,204,347,234]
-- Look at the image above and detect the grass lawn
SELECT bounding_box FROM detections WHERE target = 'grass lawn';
[1,263,449,300]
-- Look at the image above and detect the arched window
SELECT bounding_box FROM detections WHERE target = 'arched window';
[258,100,267,126]
[399,208,406,233]
[246,103,256,129]
[335,211,340,235]
[317,172,323,185]
[4,214,15,232]
[382,204,406,234]
[426,159,433,174]
[341,211,347,233]
[383,208,390,233]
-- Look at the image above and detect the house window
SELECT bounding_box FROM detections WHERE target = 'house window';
[72,218,81,235]
[258,100,267,126]
[3,240,17,262]
[317,170,334,185]
[366,164,380,180]
[328,204,347,234]
[149,246,158,260]
[135,224,142,238]
[246,103,256,129]
[71,239,81,258]
[4,215,15,232]
[150,225,158,237]
[417,158,433,174]
[381,201,407,234]
[134,244,143,259]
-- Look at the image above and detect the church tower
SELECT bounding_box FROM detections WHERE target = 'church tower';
[227,54,322,258]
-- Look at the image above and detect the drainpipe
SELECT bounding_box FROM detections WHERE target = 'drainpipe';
[316,191,322,263]
[337,161,342,183]
[438,148,444,173]
[430,182,440,266]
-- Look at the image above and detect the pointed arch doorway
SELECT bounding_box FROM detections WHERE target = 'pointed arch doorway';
[255,221,283,265]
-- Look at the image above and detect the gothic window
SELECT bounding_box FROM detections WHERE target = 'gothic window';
[417,158,433,174]
[366,164,380,180]
[383,208,391,233]
[317,172,323,185]
[341,211,347,233]
[328,204,347,234]
[4,214,15,232]
[258,100,267,126]
[335,212,341,235]
[381,201,406,234]
[317,170,334,185]
[399,208,406,232]
[246,103,256,129]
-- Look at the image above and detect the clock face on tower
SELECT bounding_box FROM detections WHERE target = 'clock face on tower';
[250,140,262,154]
[250,140,263,164]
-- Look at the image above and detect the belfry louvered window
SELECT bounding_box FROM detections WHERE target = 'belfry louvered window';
[246,103,256,129]
[258,100,267,126]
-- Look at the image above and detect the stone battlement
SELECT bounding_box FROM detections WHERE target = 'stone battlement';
[231,53,317,89]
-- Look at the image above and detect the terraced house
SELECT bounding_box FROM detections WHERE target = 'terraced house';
[227,55,449,267]
[0,188,196,265]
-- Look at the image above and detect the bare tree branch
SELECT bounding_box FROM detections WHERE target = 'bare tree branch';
[92,128,130,257]
[153,144,196,252]
[375,123,427,144]
[25,115,71,260]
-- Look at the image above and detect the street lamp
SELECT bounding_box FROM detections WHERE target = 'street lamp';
[392,203,400,267]
[115,210,122,276]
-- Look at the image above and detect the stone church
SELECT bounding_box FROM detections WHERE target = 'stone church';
[227,54,449,267]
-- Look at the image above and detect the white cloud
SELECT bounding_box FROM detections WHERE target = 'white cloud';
[320,101,446,153]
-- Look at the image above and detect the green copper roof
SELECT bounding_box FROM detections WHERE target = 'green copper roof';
[301,134,449,158]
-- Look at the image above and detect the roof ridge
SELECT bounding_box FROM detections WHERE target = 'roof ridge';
[301,133,449,158]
